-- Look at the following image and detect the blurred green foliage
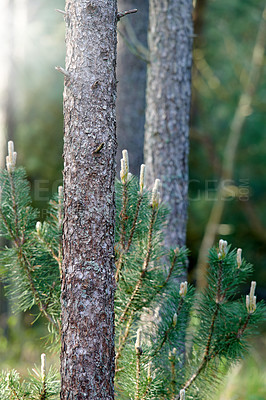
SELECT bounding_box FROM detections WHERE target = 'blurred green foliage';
[188,0,266,290]
[215,335,266,399]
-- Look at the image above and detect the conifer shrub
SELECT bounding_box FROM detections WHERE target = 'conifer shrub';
[0,143,265,399]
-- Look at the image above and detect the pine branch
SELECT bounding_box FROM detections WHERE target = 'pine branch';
[152,299,184,358]
[19,250,58,329]
[135,352,141,400]
[120,182,128,251]
[40,354,47,400]
[135,328,142,400]
[116,183,129,282]
[20,206,30,246]
[141,372,152,400]
[8,170,20,240]
[37,233,61,266]
[176,261,224,398]
[236,314,251,340]
[57,187,63,279]
[1,166,58,329]
[118,208,157,324]
[126,194,143,253]
[170,358,176,400]
[165,249,179,286]
[116,191,143,282]
[115,311,134,373]
[58,240,62,280]
[7,381,20,400]
[133,249,181,316]
[0,206,16,241]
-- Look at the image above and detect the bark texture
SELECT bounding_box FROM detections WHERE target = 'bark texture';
[144,0,193,249]
[61,1,117,399]
[116,0,148,175]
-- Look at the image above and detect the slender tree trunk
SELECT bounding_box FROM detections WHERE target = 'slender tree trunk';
[144,0,193,249]
[116,0,148,175]
[60,1,117,399]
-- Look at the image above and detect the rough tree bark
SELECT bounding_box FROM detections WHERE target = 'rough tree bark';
[116,0,149,175]
[144,0,194,250]
[60,1,117,399]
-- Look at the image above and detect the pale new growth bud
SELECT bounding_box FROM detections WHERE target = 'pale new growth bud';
[135,327,142,351]
[120,158,127,184]
[251,296,257,313]
[147,362,151,381]
[58,185,63,199]
[6,141,17,173]
[246,281,257,314]
[246,295,250,312]
[237,248,242,268]
[173,313,177,327]
[127,173,133,181]
[179,281,188,298]
[151,179,161,208]
[41,353,46,382]
[122,149,129,174]
[180,389,186,400]
[250,281,256,299]
[218,239,228,258]
[8,141,14,157]
[169,347,177,361]
[6,372,10,382]
[36,221,42,235]
[120,150,130,184]
[174,247,180,255]
[139,164,146,194]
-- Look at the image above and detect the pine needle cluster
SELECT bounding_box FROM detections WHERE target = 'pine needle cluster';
[0,142,62,345]
[0,143,265,399]
[0,354,60,399]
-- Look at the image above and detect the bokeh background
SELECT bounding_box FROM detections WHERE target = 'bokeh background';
[0,0,265,398]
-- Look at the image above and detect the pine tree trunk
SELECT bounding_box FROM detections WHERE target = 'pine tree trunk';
[116,0,148,175]
[61,1,117,399]
[144,0,193,249]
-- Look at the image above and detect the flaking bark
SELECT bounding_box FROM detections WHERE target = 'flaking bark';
[144,0,193,249]
[61,1,117,399]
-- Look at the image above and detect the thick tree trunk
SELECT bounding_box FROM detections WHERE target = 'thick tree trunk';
[116,0,148,175]
[144,0,193,249]
[60,1,117,399]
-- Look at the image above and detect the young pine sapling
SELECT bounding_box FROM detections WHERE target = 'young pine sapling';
[0,143,265,399]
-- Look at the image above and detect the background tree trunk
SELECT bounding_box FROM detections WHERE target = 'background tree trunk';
[0,0,16,167]
[116,0,148,175]
[144,0,193,250]
[60,1,117,399]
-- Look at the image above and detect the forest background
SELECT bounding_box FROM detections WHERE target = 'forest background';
[0,0,265,399]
